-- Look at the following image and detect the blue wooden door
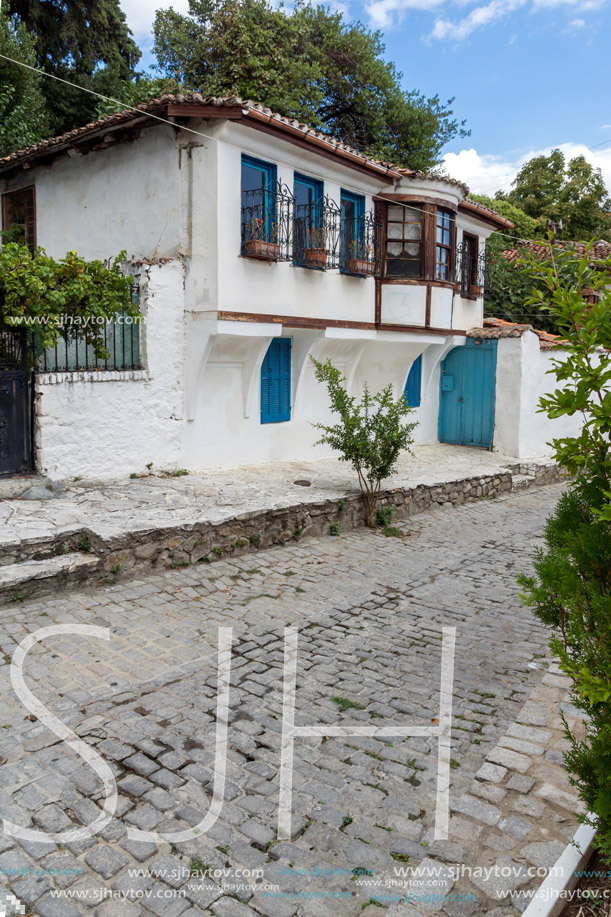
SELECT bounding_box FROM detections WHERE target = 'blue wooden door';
[438,338,497,449]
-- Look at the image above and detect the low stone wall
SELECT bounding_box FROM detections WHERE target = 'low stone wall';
[0,464,567,605]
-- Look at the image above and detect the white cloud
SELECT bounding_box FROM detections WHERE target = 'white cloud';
[429,0,525,39]
[121,0,191,41]
[442,142,611,197]
[368,0,609,40]
[366,0,444,28]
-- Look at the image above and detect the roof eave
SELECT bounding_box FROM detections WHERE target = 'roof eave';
[458,200,514,231]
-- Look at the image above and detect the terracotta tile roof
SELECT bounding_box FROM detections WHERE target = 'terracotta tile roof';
[503,240,611,263]
[468,317,565,350]
[0,94,401,178]
[0,93,508,226]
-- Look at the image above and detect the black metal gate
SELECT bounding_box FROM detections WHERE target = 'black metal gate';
[0,327,32,476]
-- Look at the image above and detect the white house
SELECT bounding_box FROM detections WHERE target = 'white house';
[0,93,543,481]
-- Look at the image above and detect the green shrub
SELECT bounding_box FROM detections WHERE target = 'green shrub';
[519,490,611,858]
[311,357,417,527]
[517,244,611,859]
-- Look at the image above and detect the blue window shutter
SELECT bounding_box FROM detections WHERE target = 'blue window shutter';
[405,355,422,408]
[261,338,291,423]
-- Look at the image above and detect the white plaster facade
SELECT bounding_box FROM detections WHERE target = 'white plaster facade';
[0,97,537,480]
[492,330,582,460]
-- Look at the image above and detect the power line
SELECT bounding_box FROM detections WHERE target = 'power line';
[471,137,611,200]
[0,50,600,250]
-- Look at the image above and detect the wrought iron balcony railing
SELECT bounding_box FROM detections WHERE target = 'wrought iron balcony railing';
[241,181,295,262]
[456,242,492,297]
[292,195,341,270]
[340,211,382,277]
[240,191,382,276]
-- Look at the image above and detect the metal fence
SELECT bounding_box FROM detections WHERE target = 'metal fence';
[37,310,141,372]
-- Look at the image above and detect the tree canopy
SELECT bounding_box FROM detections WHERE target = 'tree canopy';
[153,0,469,171]
[505,149,611,242]
[7,0,141,135]
[0,11,48,156]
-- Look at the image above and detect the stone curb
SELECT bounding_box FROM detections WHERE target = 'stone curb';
[522,817,597,917]
[0,463,565,604]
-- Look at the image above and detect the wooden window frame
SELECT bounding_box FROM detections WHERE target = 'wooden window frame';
[384,202,423,279]
[434,208,453,282]
[381,200,456,284]
[1,185,36,253]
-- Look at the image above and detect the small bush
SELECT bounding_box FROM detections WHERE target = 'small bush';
[519,490,611,858]
[311,357,417,527]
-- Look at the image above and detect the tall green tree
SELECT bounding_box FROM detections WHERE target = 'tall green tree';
[153,0,469,170]
[0,11,48,155]
[7,0,141,136]
[508,150,611,241]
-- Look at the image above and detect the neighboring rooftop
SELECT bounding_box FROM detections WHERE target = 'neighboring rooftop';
[503,240,611,263]
[0,92,510,228]
[469,317,563,350]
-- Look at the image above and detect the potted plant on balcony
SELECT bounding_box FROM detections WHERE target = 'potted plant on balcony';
[345,241,374,277]
[469,283,483,297]
[244,218,281,261]
[304,227,328,269]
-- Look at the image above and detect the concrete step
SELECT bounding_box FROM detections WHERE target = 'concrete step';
[511,474,537,492]
[0,553,100,603]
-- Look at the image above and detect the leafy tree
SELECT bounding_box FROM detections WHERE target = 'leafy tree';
[0,11,48,156]
[311,357,417,527]
[508,150,611,242]
[153,0,469,170]
[0,242,136,358]
[519,492,611,860]
[518,247,611,858]
[94,75,179,119]
[482,234,564,333]
[469,194,541,241]
[7,0,141,136]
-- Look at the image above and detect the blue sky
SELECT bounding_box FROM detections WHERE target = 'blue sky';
[121,0,611,195]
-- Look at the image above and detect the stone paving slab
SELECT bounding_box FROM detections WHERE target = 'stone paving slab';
[0,444,552,546]
[0,483,580,917]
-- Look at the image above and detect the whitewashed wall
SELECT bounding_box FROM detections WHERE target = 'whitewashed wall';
[35,261,186,480]
[493,331,581,459]
[1,126,185,263]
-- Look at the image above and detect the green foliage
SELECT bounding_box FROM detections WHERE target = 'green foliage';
[153,0,468,170]
[0,243,135,358]
[518,249,611,858]
[94,75,180,119]
[523,244,611,507]
[0,11,49,156]
[483,235,560,333]
[507,150,611,242]
[469,194,541,241]
[311,357,417,527]
[8,0,141,136]
[376,505,395,527]
[519,491,611,859]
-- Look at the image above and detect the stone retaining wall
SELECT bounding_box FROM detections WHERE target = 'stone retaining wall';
[0,463,566,603]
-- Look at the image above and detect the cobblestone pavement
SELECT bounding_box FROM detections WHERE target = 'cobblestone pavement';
[1,444,540,545]
[0,483,581,917]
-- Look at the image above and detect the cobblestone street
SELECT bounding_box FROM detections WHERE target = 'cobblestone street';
[0,483,581,917]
